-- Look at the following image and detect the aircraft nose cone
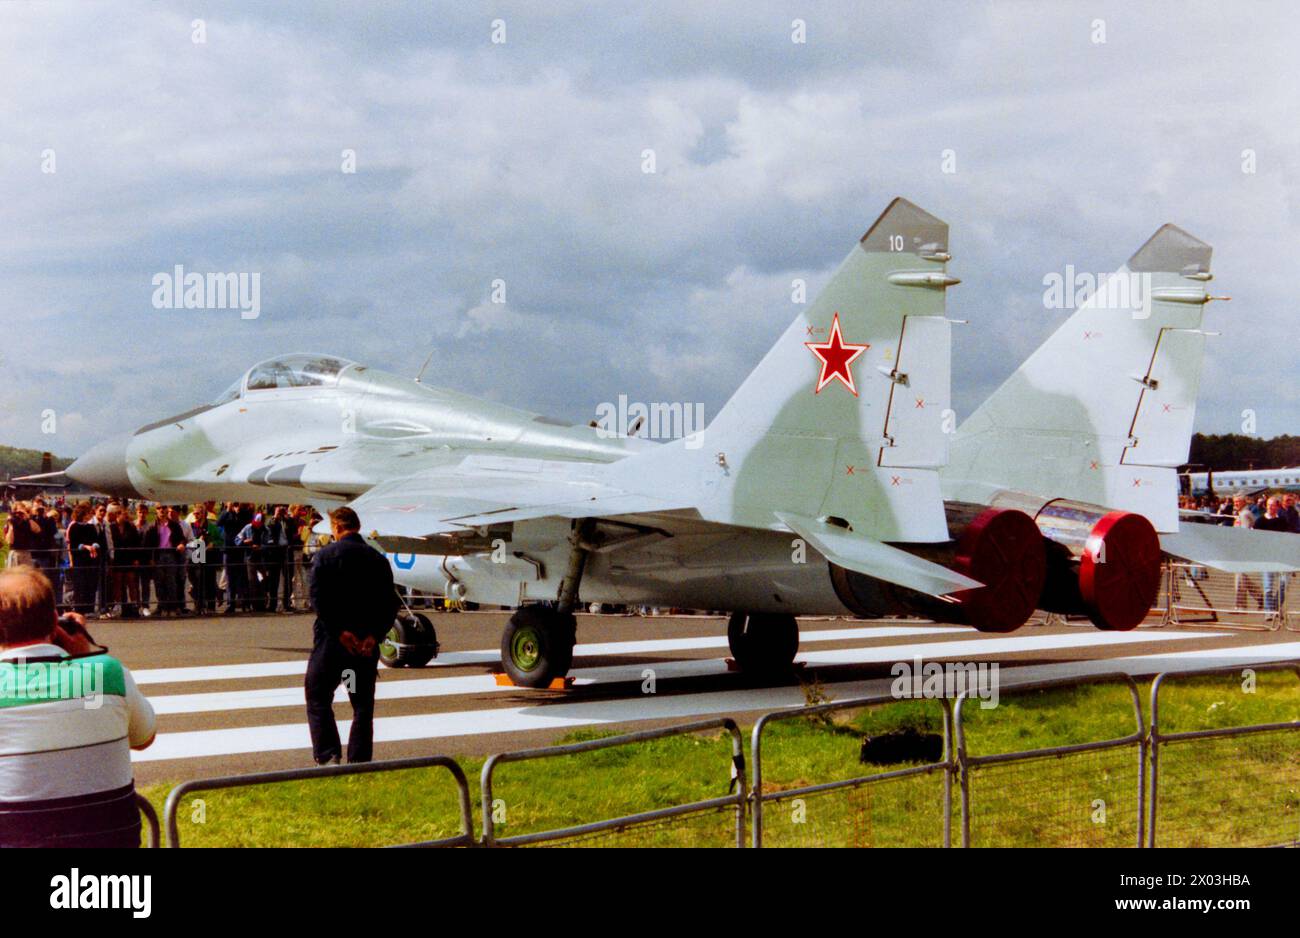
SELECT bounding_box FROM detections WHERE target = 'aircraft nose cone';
[67,434,136,498]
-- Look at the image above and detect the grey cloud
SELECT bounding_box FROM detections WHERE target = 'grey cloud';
[0,0,1296,453]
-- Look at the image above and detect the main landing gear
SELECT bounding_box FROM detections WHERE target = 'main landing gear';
[500,605,577,688]
[727,612,799,677]
[500,519,592,688]
[496,520,803,687]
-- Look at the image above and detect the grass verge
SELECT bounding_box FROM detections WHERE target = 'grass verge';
[138,671,1300,847]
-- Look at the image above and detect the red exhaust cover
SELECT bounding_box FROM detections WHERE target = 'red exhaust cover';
[1078,511,1162,631]
[950,508,1047,633]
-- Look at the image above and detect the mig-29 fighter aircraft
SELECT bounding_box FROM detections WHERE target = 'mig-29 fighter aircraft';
[71,197,1067,685]
[80,201,1289,686]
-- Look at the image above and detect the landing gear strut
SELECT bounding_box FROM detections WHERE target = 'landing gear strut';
[500,519,593,688]
[727,612,799,677]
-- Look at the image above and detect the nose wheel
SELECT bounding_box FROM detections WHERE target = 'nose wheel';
[379,612,438,668]
[501,605,576,688]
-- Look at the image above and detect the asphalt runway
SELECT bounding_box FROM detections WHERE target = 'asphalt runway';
[96,609,1300,786]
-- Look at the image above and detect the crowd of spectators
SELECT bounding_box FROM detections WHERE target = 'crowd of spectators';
[1,495,327,619]
[1179,491,1298,614]
[1178,491,1300,532]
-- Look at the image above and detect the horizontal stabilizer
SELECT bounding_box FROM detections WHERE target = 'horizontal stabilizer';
[1161,523,1300,574]
[776,511,982,597]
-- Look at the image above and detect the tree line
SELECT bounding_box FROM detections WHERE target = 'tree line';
[1187,434,1300,471]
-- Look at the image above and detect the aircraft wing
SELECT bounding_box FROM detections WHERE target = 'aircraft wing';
[351,456,987,600]
[348,455,690,541]
[1161,524,1300,574]
[775,512,982,598]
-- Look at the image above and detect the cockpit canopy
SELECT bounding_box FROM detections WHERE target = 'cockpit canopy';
[212,354,358,404]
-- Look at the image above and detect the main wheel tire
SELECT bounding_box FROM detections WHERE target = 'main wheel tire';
[379,613,438,668]
[501,605,576,688]
[727,612,799,676]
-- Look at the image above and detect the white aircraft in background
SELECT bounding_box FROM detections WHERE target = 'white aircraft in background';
[1183,467,1300,497]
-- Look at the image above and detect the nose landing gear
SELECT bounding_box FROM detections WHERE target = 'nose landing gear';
[379,612,439,668]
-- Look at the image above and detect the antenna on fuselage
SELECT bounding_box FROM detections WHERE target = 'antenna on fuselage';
[414,348,435,384]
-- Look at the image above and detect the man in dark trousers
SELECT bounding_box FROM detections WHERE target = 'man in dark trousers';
[304,506,397,765]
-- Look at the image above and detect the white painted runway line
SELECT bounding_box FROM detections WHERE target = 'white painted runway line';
[971,641,1300,689]
[794,629,1226,666]
[131,633,1296,763]
[130,623,970,685]
[144,628,1220,715]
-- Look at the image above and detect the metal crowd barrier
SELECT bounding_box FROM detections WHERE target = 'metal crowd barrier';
[136,792,160,848]
[128,665,1298,849]
[163,755,474,848]
[956,673,1146,848]
[1148,663,1300,848]
[481,718,746,847]
[751,695,953,848]
[30,554,318,616]
[1166,561,1290,631]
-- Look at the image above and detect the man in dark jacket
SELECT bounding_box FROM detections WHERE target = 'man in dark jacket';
[304,507,397,764]
[217,502,250,614]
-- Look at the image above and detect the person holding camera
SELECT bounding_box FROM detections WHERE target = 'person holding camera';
[3,502,41,568]
[0,566,156,847]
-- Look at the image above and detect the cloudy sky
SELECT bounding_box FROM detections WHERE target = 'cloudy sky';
[2,1,1296,456]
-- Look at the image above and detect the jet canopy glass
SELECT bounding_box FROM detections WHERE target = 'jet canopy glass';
[242,354,357,392]
[212,379,242,406]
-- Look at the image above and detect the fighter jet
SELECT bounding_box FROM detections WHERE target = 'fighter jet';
[69,197,1058,686]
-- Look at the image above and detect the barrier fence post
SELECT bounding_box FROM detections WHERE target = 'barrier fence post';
[136,792,160,848]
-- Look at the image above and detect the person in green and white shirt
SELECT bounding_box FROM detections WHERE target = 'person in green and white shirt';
[0,566,156,847]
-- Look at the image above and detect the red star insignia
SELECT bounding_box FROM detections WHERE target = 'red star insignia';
[805,312,869,395]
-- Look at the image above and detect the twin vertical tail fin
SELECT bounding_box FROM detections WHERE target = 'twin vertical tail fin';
[704,197,960,543]
[944,224,1220,533]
